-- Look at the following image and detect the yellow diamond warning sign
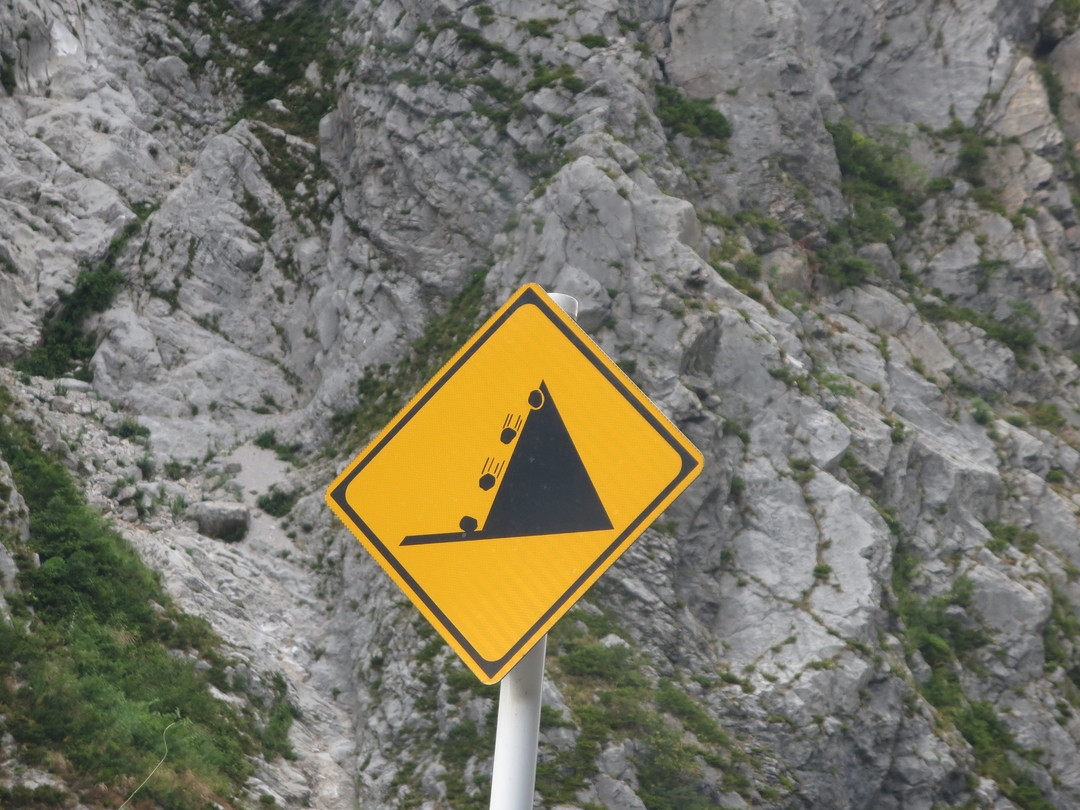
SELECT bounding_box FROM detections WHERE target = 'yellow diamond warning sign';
[326,284,703,683]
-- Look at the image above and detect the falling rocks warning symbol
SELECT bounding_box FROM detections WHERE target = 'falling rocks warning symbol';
[401,381,612,545]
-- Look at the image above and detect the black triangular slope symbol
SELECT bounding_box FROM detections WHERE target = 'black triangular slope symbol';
[482,381,612,537]
[401,381,612,546]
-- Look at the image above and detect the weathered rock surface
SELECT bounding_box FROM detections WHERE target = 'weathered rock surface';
[186,499,251,541]
[4,0,1080,808]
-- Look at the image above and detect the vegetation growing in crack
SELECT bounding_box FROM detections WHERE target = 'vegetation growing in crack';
[702,208,777,301]
[331,269,489,448]
[261,672,301,760]
[891,535,1056,810]
[181,0,344,138]
[817,121,926,287]
[16,219,143,380]
[654,84,732,142]
[535,603,788,808]
[250,125,333,232]
[915,298,1037,357]
[384,623,498,809]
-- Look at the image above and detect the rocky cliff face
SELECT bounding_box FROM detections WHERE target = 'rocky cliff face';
[5,0,1080,808]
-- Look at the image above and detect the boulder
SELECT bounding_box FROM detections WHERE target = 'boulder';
[186,500,250,542]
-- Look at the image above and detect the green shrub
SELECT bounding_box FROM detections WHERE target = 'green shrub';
[520,17,556,37]
[956,701,1056,810]
[826,120,925,232]
[1043,585,1080,670]
[257,489,299,517]
[578,33,609,48]
[821,251,876,287]
[729,474,745,499]
[926,176,955,193]
[985,522,1039,554]
[0,53,15,95]
[893,543,988,689]
[262,695,300,760]
[448,23,521,67]
[654,84,731,140]
[223,0,341,137]
[112,416,150,440]
[1031,402,1066,431]
[635,727,713,810]
[956,132,988,185]
[917,300,1035,356]
[441,717,494,808]
[253,429,304,464]
[0,784,69,807]
[656,680,730,745]
[1036,61,1062,115]
[561,641,639,684]
[527,64,584,93]
[971,398,993,425]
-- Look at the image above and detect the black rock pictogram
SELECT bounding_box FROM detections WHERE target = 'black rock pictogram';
[401,381,612,545]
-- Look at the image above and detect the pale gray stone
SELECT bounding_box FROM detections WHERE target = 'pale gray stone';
[186,500,251,541]
[3,0,1080,806]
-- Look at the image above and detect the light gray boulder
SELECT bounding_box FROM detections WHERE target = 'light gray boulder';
[186,500,250,542]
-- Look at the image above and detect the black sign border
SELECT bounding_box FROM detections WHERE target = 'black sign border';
[328,286,701,680]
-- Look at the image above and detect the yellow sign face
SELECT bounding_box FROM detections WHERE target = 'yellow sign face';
[326,284,703,683]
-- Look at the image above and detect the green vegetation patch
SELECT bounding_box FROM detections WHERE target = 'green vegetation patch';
[828,120,925,234]
[984,522,1039,554]
[16,220,140,380]
[1043,583,1080,673]
[916,298,1036,357]
[535,609,771,808]
[578,33,609,49]
[442,714,496,809]
[447,22,522,68]
[0,52,16,95]
[527,63,585,94]
[1044,0,1080,36]
[891,537,1055,810]
[654,84,732,141]
[233,4,340,137]
[0,784,69,808]
[261,672,301,760]
[937,117,994,187]
[0,385,258,809]
[956,702,1056,810]
[520,17,557,38]
[817,121,930,287]
[251,126,332,228]
[257,488,300,517]
[254,428,304,464]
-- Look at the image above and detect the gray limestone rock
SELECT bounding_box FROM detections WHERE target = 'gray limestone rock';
[5,0,1080,807]
[186,500,251,542]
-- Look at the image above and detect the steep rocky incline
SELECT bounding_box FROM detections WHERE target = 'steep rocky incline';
[7,0,1080,808]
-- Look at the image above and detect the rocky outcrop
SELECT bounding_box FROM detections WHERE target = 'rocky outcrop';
[186,499,251,541]
[4,0,1080,808]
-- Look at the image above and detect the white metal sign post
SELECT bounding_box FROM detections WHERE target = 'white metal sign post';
[489,634,548,809]
[487,293,578,810]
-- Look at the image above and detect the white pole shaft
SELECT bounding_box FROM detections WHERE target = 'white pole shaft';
[489,635,547,810]
[488,290,575,810]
